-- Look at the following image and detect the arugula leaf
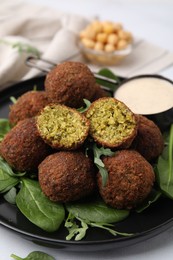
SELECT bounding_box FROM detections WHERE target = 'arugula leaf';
[136,189,162,213]
[92,143,115,186]
[11,251,55,260]
[156,124,173,199]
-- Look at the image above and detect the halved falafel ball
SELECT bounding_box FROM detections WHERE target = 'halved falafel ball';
[36,104,90,150]
[45,61,96,108]
[86,97,138,149]
[131,115,164,161]
[38,151,96,202]
[0,118,51,172]
[97,150,155,209]
[9,90,50,125]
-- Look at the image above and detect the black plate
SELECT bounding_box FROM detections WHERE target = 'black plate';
[1,75,173,252]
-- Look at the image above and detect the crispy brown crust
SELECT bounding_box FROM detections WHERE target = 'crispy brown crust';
[0,118,51,172]
[86,97,138,149]
[9,91,50,125]
[131,115,164,161]
[45,61,96,108]
[36,104,90,150]
[38,151,96,202]
[97,150,155,209]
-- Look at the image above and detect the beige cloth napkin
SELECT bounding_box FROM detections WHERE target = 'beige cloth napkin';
[0,0,173,89]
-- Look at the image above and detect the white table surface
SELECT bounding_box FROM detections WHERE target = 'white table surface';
[1,0,173,259]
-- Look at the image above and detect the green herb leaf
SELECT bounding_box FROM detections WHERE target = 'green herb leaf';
[77,99,91,113]
[0,158,19,193]
[10,96,17,104]
[16,178,65,232]
[0,157,26,177]
[3,187,17,204]
[0,118,11,141]
[11,251,55,260]
[136,189,162,213]
[65,201,132,241]
[96,68,121,92]
[156,124,173,199]
[92,143,115,186]
[66,199,129,223]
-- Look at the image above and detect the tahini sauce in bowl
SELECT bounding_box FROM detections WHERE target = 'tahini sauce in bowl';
[114,75,173,130]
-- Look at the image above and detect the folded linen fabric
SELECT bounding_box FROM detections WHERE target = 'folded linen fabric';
[0,0,173,89]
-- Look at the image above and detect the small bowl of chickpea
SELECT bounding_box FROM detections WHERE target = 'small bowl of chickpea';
[79,20,133,66]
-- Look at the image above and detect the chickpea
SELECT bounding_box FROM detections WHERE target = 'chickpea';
[107,34,118,45]
[90,20,103,33]
[113,23,123,32]
[102,21,115,34]
[96,33,107,43]
[117,39,128,50]
[81,38,95,49]
[80,27,96,40]
[104,43,115,52]
[94,42,104,51]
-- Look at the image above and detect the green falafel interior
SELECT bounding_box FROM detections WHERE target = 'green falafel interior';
[36,104,89,150]
[86,97,137,148]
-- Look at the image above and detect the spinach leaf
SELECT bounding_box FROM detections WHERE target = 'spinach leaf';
[0,156,26,177]
[3,187,17,204]
[16,178,65,232]
[95,68,121,92]
[11,251,55,260]
[0,118,11,141]
[0,166,19,193]
[156,124,173,199]
[65,198,131,240]
[66,199,129,223]
[65,209,132,241]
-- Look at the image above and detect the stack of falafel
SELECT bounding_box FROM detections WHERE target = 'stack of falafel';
[0,61,164,210]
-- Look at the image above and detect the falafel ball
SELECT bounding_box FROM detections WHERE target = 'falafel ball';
[45,61,96,108]
[36,104,90,150]
[9,90,50,125]
[0,118,51,172]
[86,97,138,149]
[38,151,96,202]
[131,115,164,161]
[97,150,155,209]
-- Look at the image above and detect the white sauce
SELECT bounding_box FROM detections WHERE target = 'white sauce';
[114,77,173,114]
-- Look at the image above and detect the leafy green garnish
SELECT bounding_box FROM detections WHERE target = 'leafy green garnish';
[136,189,162,213]
[96,68,121,92]
[77,99,91,113]
[65,212,132,241]
[92,143,115,186]
[0,118,11,141]
[16,178,65,232]
[10,96,17,104]
[156,124,173,199]
[0,39,41,57]
[11,251,55,260]
[65,199,131,241]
